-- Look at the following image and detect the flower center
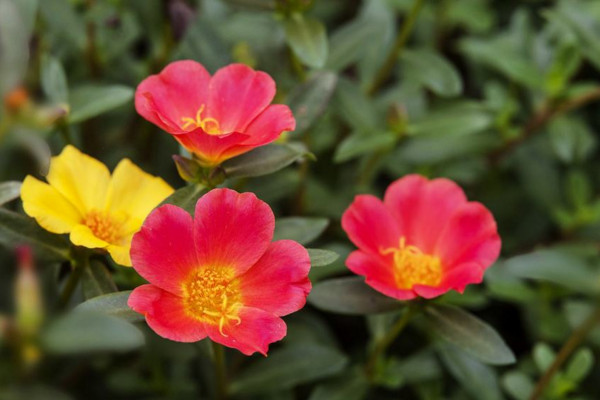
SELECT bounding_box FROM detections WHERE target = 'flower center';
[182,268,242,336]
[82,210,123,244]
[180,104,221,135]
[380,237,443,289]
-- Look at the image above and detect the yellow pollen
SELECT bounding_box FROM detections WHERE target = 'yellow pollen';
[380,237,443,289]
[180,104,221,135]
[182,268,242,336]
[82,210,123,244]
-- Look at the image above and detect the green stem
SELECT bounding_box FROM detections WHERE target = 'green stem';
[367,0,425,96]
[212,341,228,400]
[365,306,415,378]
[58,255,87,308]
[58,122,74,145]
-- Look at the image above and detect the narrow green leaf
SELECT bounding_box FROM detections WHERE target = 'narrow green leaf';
[160,183,206,216]
[74,291,143,322]
[273,217,328,245]
[425,304,515,365]
[41,55,68,104]
[502,371,534,400]
[406,102,492,137]
[0,181,22,206]
[81,260,118,300]
[287,71,338,134]
[309,368,369,400]
[327,19,380,71]
[42,311,144,354]
[282,14,328,69]
[223,143,310,179]
[308,276,404,315]
[565,348,594,383]
[68,85,134,124]
[333,78,379,130]
[0,0,30,97]
[307,248,339,267]
[334,132,397,163]
[11,128,52,175]
[229,343,348,395]
[533,342,556,372]
[402,49,463,97]
[0,208,70,262]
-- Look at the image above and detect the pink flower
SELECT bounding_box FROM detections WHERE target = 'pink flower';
[135,60,295,166]
[342,174,501,300]
[128,188,311,355]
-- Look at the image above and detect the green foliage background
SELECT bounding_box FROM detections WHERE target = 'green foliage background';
[1,0,600,399]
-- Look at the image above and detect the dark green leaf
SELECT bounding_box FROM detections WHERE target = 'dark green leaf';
[176,15,231,73]
[41,55,68,104]
[425,304,515,365]
[307,248,339,267]
[81,260,118,300]
[0,208,70,262]
[334,131,397,163]
[10,128,52,175]
[308,276,404,315]
[282,14,328,69]
[74,291,143,322]
[42,311,144,354]
[0,0,30,96]
[406,102,492,137]
[565,348,593,383]
[333,78,379,130]
[160,183,206,216]
[229,343,348,395]
[327,18,380,71]
[287,71,338,134]
[68,85,134,124]
[273,217,328,245]
[0,181,22,206]
[223,143,309,179]
[402,49,463,97]
[309,368,368,400]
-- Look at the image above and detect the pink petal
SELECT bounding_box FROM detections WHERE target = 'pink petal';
[341,195,400,256]
[130,205,198,295]
[203,307,286,356]
[239,104,296,145]
[174,131,249,166]
[128,284,207,342]
[193,189,274,276]
[239,240,311,316]
[207,64,275,134]
[135,60,211,134]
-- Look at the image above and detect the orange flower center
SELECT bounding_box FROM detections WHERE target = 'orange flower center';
[82,210,123,244]
[182,268,242,336]
[381,237,443,289]
[180,104,221,135]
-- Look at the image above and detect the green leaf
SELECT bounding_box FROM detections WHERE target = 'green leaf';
[334,131,397,163]
[0,0,30,97]
[425,304,515,365]
[309,368,369,400]
[159,183,206,216]
[273,217,328,245]
[308,276,404,315]
[327,18,380,71]
[10,128,52,175]
[0,208,70,262]
[287,71,338,134]
[81,260,118,300]
[565,348,594,383]
[229,343,348,395]
[0,181,22,206]
[68,85,134,124]
[40,55,68,104]
[502,371,534,400]
[333,78,379,130]
[406,102,492,137]
[533,342,556,372]
[42,311,144,354]
[282,13,328,69]
[74,291,143,322]
[402,49,463,97]
[223,143,310,179]
[307,248,339,267]
[548,116,596,164]
[437,344,503,400]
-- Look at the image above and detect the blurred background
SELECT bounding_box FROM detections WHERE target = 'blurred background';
[2,0,600,399]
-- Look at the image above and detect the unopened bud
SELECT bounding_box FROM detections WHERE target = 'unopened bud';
[4,86,30,113]
[14,246,44,338]
[173,154,202,183]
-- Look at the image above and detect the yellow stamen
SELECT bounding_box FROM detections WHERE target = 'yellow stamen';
[182,268,242,336]
[380,237,443,289]
[180,104,221,135]
[82,210,123,244]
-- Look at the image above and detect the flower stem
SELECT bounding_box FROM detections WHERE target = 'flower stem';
[212,341,228,400]
[365,306,415,379]
[58,255,86,308]
[529,304,600,400]
[367,0,425,96]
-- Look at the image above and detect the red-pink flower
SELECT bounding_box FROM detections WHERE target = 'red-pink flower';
[342,174,501,300]
[135,60,295,166]
[128,188,311,355]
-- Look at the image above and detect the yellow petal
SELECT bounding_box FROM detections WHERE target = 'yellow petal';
[21,176,82,234]
[46,145,110,215]
[106,244,132,267]
[105,159,174,224]
[70,224,109,249]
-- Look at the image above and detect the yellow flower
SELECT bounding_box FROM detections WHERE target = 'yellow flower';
[20,145,174,266]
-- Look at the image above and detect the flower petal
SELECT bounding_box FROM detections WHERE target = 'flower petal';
[135,60,211,133]
[207,64,275,134]
[21,176,82,234]
[46,145,110,215]
[106,243,132,267]
[341,194,400,256]
[194,189,274,276]
[175,131,249,166]
[70,224,109,249]
[239,240,311,316]
[130,205,198,295]
[204,307,286,356]
[239,104,296,145]
[128,284,207,342]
